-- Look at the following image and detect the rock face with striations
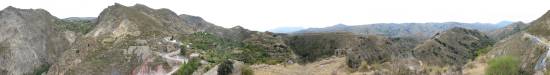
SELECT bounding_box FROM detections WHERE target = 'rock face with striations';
[413,27,493,66]
[0,6,70,75]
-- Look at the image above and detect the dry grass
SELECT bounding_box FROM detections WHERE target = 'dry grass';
[250,57,350,75]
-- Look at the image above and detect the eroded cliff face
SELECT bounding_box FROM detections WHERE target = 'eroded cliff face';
[0,6,70,75]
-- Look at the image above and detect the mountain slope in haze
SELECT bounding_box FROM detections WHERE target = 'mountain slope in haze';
[0,6,70,75]
[296,22,510,39]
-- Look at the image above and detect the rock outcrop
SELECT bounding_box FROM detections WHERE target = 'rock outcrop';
[0,6,70,75]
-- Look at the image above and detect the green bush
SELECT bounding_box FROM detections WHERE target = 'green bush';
[173,59,200,75]
[54,19,94,34]
[235,44,270,64]
[475,46,492,57]
[346,53,361,69]
[218,60,234,75]
[241,65,254,75]
[33,64,50,75]
[486,56,520,75]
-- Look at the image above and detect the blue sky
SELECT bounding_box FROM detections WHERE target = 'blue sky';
[1,0,549,31]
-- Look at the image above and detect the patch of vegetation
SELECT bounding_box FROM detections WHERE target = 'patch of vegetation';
[32,64,51,75]
[288,32,355,63]
[173,59,201,75]
[241,65,254,75]
[475,46,492,57]
[180,32,279,64]
[181,32,238,63]
[54,19,95,34]
[218,60,234,75]
[235,44,270,64]
[182,32,243,50]
[486,56,520,75]
[346,53,361,69]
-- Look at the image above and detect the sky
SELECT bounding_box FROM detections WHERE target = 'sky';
[1,0,549,31]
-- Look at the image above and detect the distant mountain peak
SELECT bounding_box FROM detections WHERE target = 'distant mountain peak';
[331,23,348,27]
[114,3,123,6]
[231,25,245,30]
[3,6,16,10]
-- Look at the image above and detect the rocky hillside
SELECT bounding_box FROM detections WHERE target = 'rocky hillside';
[487,22,530,40]
[413,27,494,66]
[47,3,195,75]
[528,10,550,39]
[476,10,550,75]
[0,6,70,75]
